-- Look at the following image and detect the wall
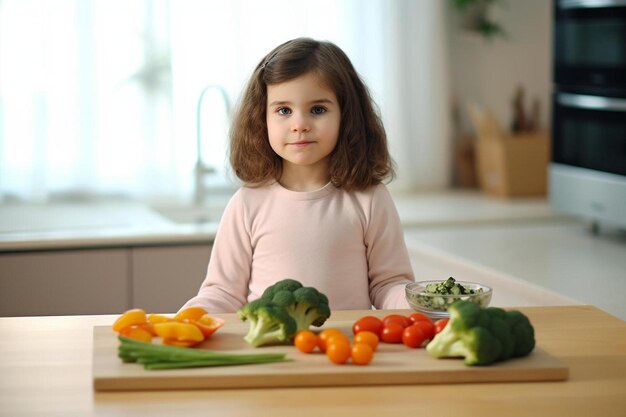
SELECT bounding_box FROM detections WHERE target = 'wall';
[446,0,553,137]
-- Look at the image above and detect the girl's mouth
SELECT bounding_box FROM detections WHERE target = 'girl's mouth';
[290,141,314,147]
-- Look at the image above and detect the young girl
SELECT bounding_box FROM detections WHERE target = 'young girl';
[182,38,414,313]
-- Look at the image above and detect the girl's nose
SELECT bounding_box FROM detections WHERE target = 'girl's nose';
[291,113,310,133]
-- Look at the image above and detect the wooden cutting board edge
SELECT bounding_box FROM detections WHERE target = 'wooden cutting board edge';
[93,326,569,392]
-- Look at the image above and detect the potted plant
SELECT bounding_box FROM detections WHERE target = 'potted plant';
[452,0,506,40]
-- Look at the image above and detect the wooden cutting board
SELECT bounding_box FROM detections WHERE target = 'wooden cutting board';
[93,316,569,391]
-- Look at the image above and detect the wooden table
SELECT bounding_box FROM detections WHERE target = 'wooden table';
[1,305,625,416]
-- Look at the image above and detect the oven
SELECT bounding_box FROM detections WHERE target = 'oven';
[554,0,626,90]
[550,0,626,229]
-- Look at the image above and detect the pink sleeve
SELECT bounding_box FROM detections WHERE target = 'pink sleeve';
[180,190,252,313]
[365,185,415,309]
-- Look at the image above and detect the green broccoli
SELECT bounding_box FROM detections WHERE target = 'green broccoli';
[426,300,535,366]
[237,279,331,347]
[237,298,297,347]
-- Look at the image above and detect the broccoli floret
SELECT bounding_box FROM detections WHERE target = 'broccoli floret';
[426,300,535,366]
[260,278,303,300]
[280,286,330,329]
[237,299,297,347]
[238,279,332,347]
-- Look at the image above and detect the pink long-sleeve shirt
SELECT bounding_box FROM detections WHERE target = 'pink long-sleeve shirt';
[181,182,414,313]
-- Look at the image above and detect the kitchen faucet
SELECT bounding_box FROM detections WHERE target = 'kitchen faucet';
[194,84,231,205]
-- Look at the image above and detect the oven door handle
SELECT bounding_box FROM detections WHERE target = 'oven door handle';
[560,0,626,9]
[558,93,626,111]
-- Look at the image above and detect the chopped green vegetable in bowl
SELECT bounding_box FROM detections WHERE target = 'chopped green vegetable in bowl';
[405,277,492,319]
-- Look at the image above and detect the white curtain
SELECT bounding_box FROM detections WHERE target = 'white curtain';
[0,0,450,203]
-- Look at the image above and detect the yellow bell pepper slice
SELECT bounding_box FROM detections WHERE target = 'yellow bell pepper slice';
[119,324,153,343]
[112,308,147,332]
[153,322,204,343]
[174,306,208,322]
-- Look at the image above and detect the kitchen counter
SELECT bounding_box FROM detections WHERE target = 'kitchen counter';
[1,191,623,318]
[403,221,626,320]
[1,305,625,416]
[0,190,564,252]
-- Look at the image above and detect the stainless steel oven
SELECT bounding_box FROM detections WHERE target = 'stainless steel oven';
[554,0,626,90]
[550,0,626,229]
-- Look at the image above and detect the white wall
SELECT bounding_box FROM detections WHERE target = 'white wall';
[447,0,553,136]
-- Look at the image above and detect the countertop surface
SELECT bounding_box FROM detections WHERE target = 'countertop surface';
[1,306,625,416]
[1,190,624,319]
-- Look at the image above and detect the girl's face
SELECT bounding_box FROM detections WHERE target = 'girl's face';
[266,71,340,185]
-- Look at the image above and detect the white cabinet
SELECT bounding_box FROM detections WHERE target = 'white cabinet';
[131,245,212,314]
[0,249,129,316]
[0,244,212,316]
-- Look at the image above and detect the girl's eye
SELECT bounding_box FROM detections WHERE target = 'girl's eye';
[311,106,326,115]
[277,107,291,115]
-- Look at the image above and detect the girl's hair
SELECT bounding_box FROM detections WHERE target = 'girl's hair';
[229,37,395,191]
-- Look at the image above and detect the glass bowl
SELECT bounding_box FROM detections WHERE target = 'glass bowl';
[405,280,493,319]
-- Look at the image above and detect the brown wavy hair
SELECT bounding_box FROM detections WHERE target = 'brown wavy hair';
[229,37,395,191]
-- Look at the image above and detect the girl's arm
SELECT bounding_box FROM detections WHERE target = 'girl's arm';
[365,184,415,309]
[179,190,252,313]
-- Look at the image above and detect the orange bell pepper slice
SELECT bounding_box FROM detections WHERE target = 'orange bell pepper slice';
[174,306,208,322]
[153,322,204,343]
[162,338,200,347]
[119,324,153,343]
[112,308,147,332]
[185,314,225,338]
[147,313,172,324]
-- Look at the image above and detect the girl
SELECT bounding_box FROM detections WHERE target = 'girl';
[182,38,414,312]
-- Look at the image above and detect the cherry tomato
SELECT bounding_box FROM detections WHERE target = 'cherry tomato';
[408,313,432,325]
[354,331,380,351]
[318,329,346,352]
[326,339,351,364]
[382,314,411,329]
[294,330,319,353]
[434,318,449,334]
[402,324,427,348]
[381,323,404,343]
[352,316,384,337]
[409,320,435,341]
[351,343,374,365]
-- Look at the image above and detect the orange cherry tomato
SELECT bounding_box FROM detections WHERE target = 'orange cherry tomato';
[351,343,374,365]
[352,316,384,337]
[326,339,351,364]
[409,320,436,341]
[318,329,346,352]
[294,330,319,353]
[434,318,449,334]
[382,314,411,329]
[402,324,428,348]
[408,313,433,325]
[381,323,405,343]
[354,331,380,351]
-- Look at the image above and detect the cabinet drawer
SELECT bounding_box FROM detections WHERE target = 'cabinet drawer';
[0,249,128,316]
[131,245,211,314]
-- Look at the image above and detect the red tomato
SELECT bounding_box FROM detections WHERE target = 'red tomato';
[381,323,405,343]
[434,318,449,334]
[382,314,411,329]
[402,324,428,348]
[352,316,384,337]
[409,320,435,341]
[407,313,433,325]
